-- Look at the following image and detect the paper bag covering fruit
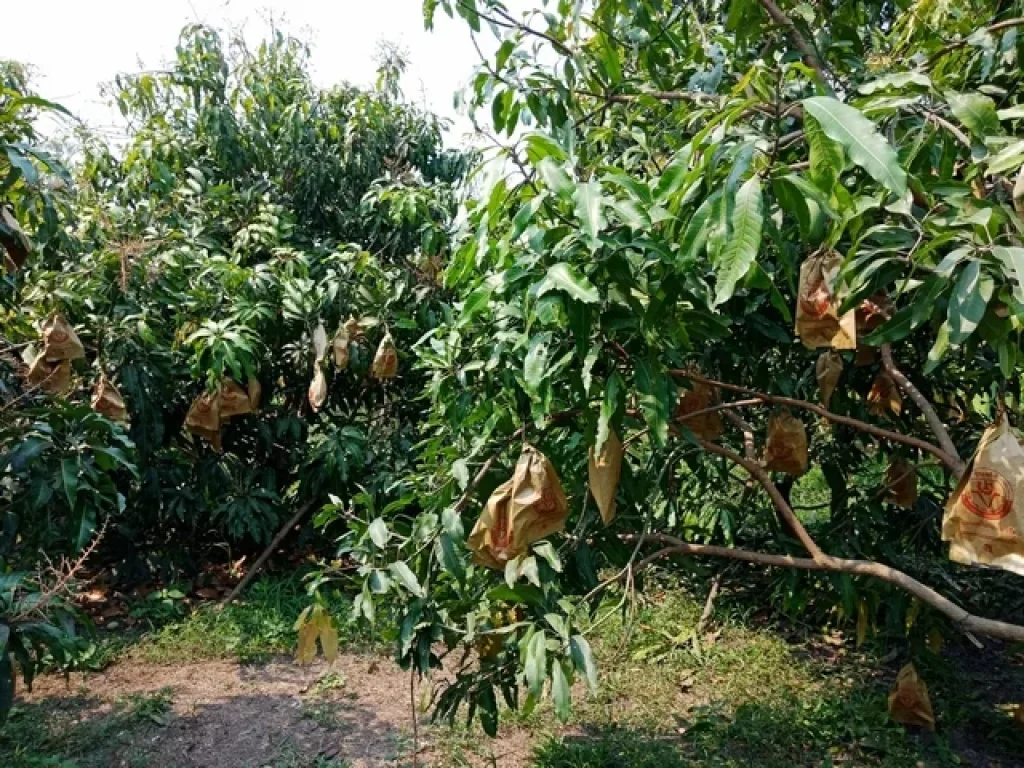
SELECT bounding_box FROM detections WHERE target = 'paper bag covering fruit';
[332,325,350,370]
[589,430,623,525]
[674,376,723,440]
[763,411,808,476]
[371,333,398,379]
[91,375,129,423]
[42,314,85,361]
[343,316,365,342]
[942,416,1024,576]
[1,205,30,271]
[312,321,328,362]
[815,351,843,409]
[185,390,222,452]
[795,250,856,350]
[308,366,328,411]
[247,376,262,412]
[867,373,902,417]
[26,354,71,396]
[468,445,569,569]
[885,458,918,508]
[218,377,252,419]
[887,664,935,731]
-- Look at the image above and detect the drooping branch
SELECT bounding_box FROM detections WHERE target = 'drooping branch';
[671,370,963,477]
[626,533,1024,644]
[880,344,965,476]
[695,437,825,561]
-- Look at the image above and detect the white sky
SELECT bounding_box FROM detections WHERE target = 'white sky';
[4,0,499,145]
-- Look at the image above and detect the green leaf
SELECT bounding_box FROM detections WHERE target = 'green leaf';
[925,323,950,373]
[478,683,498,737]
[947,92,1001,139]
[523,333,552,394]
[458,285,493,327]
[552,659,572,721]
[533,541,562,572]
[388,561,425,598]
[537,263,600,304]
[368,517,390,548]
[678,192,720,267]
[573,181,605,250]
[61,458,79,511]
[608,199,651,230]
[805,114,844,193]
[597,372,624,453]
[985,140,1024,175]
[635,359,673,447]
[525,630,547,698]
[569,635,598,695]
[537,158,574,198]
[802,97,907,196]
[438,534,464,582]
[947,261,994,346]
[713,176,763,306]
[857,72,931,94]
[992,246,1024,303]
[653,153,690,202]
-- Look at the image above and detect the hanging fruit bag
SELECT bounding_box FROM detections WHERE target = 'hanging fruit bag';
[942,416,1024,576]
[674,375,723,441]
[589,430,623,525]
[91,375,129,423]
[372,333,398,379]
[795,250,856,350]
[469,445,569,569]
[42,314,85,361]
[815,351,843,408]
[763,410,808,476]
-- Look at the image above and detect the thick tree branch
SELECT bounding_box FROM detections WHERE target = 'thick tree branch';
[671,370,963,477]
[880,344,965,476]
[627,533,1024,644]
[754,0,833,93]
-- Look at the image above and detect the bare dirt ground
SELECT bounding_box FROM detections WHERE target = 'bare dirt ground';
[20,653,533,768]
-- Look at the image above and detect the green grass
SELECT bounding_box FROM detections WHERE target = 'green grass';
[129,574,355,664]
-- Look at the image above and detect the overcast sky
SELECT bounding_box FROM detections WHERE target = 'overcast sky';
[5,0,493,144]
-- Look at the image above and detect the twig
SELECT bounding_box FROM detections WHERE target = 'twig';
[928,17,1024,65]
[922,110,972,149]
[879,344,964,475]
[220,501,314,606]
[672,371,963,477]
[723,410,756,460]
[627,533,1024,644]
[696,573,722,634]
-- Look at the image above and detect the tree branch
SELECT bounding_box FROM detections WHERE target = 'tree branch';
[928,17,1024,65]
[723,410,756,461]
[671,370,963,477]
[754,0,833,93]
[880,344,965,476]
[628,533,1024,643]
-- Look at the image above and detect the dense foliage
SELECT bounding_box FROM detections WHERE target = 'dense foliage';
[0,26,468,717]
[309,0,1024,736]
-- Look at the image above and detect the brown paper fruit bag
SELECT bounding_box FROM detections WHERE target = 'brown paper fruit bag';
[887,664,935,731]
[589,430,623,525]
[763,411,808,476]
[675,376,723,440]
[815,351,843,409]
[942,416,1024,576]
[312,321,328,362]
[372,333,398,379]
[795,250,856,350]
[344,316,365,342]
[186,391,222,451]
[332,326,351,370]
[867,373,902,417]
[219,378,252,419]
[42,314,85,361]
[1,205,30,271]
[91,375,129,423]
[885,459,918,508]
[27,354,71,396]
[308,366,328,412]
[468,445,569,569]
[247,376,262,412]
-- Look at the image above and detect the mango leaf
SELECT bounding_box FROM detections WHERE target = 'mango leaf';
[677,193,720,267]
[569,635,598,694]
[803,97,907,196]
[523,333,552,395]
[368,517,390,548]
[537,157,574,198]
[61,458,79,511]
[597,371,624,453]
[925,323,951,373]
[985,140,1024,175]
[947,261,994,346]
[552,659,572,721]
[992,246,1024,303]
[574,181,605,250]
[857,71,931,94]
[806,114,844,193]
[388,561,425,598]
[478,683,498,737]
[947,92,1001,139]
[713,176,763,306]
[525,630,547,698]
[537,263,599,304]
[635,359,673,447]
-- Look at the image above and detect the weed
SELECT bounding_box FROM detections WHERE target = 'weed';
[307,671,347,697]
[120,686,175,726]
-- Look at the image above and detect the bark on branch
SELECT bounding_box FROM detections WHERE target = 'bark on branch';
[754,0,833,92]
[880,344,965,476]
[671,370,964,477]
[626,533,1024,644]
